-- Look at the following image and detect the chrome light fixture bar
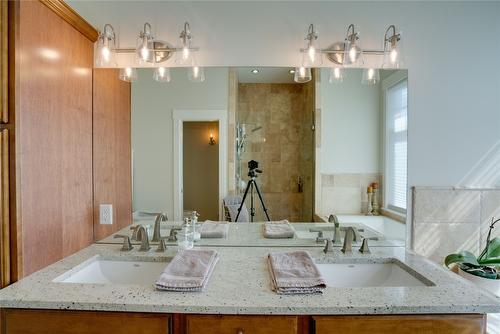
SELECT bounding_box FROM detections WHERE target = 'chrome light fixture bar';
[300,24,404,68]
[114,22,200,64]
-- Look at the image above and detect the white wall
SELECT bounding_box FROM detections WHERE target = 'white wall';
[320,68,381,174]
[71,0,500,189]
[131,67,229,214]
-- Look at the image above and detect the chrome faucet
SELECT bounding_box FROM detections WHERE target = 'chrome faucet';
[152,213,168,242]
[328,214,340,226]
[137,226,150,251]
[341,227,355,253]
[113,234,133,251]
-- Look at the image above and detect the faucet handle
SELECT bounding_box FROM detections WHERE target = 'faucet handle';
[310,229,326,243]
[359,238,371,254]
[156,237,168,252]
[130,225,140,241]
[114,234,133,251]
[323,239,334,254]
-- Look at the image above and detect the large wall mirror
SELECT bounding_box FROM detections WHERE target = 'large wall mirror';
[100,66,408,247]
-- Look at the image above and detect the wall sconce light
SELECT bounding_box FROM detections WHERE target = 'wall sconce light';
[293,66,312,83]
[361,68,380,85]
[209,132,216,145]
[119,67,138,82]
[301,24,322,67]
[308,23,404,72]
[94,24,116,67]
[153,67,171,83]
[136,23,155,64]
[343,24,363,67]
[382,25,404,69]
[96,22,203,83]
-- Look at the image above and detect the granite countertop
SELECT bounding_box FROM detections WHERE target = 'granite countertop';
[97,221,405,247]
[0,244,498,315]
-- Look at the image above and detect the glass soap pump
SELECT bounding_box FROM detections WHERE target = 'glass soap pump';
[191,211,201,241]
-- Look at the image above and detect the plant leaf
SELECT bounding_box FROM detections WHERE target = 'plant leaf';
[479,238,500,264]
[444,251,479,268]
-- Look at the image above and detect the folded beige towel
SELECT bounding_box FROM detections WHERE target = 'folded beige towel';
[268,251,326,294]
[155,249,219,292]
[263,220,295,239]
[199,221,229,238]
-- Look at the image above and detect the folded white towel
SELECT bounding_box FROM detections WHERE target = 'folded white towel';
[268,251,326,294]
[199,221,229,238]
[263,220,295,239]
[155,249,219,292]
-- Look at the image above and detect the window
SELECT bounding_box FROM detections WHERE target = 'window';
[385,79,408,213]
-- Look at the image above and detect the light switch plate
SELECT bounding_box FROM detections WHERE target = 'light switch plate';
[100,204,113,225]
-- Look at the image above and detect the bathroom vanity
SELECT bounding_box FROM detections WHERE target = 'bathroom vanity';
[0,244,497,333]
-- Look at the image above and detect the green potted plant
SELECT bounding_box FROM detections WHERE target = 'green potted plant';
[445,218,500,295]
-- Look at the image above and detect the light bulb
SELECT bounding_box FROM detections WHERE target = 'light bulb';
[367,69,374,80]
[361,68,380,85]
[308,45,316,63]
[188,66,205,82]
[390,48,398,63]
[101,46,110,62]
[349,46,357,63]
[329,67,344,84]
[293,66,312,83]
[153,67,171,82]
[183,46,190,61]
[119,67,138,82]
[140,46,149,61]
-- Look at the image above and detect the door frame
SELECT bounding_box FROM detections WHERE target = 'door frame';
[173,109,228,221]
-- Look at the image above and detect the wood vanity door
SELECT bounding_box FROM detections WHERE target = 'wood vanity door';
[1,309,170,334]
[185,315,301,334]
[313,314,486,334]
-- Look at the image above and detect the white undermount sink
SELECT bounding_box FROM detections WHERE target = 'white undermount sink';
[316,262,432,287]
[53,258,168,285]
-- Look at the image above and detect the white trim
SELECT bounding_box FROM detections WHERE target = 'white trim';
[173,109,228,221]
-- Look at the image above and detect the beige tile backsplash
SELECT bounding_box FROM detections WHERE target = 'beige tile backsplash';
[412,187,500,264]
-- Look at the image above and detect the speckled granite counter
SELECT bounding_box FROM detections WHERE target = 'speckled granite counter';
[97,221,404,247]
[0,244,498,315]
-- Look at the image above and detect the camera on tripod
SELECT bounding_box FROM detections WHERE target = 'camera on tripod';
[247,160,262,178]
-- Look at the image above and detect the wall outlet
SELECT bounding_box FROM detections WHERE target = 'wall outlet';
[100,204,113,225]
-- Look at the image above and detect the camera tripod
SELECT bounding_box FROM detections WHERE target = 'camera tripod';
[235,175,270,222]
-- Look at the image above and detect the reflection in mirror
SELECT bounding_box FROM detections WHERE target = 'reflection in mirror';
[108,66,408,247]
[316,68,408,242]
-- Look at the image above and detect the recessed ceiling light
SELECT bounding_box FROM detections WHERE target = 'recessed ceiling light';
[250,69,259,74]
[289,69,295,74]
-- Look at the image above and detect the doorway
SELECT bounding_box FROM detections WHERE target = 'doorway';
[172,109,228,222]
[183,121,219,221]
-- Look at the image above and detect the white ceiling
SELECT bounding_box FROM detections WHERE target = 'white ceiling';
[236,67,296,84]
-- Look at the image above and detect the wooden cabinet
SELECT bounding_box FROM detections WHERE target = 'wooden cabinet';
[1,309,170,334]
[185,315,302,334]
[312,315,486,334]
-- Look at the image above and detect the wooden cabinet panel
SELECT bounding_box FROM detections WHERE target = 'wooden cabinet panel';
[1,309,169,334]
[186,315,299,334]
[0,129,9,286]
[15,0,94,276]
[313,315,486,334]
[0,0,7,123]
[92,69,132,241]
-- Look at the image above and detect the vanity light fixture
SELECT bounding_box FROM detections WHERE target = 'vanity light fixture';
[153,67,171,83]
[136,23,155,64]
[95,24,117,67]
[119,67,138,82]
[293,66,312,83]
[177,22,193,65]
[251,69,259,74]
[289,69,295,74]
[361,68,380,85]
[343,24,363,67]
[329,67,344,84]
[382,25,404,69]
[301,24,322,67]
